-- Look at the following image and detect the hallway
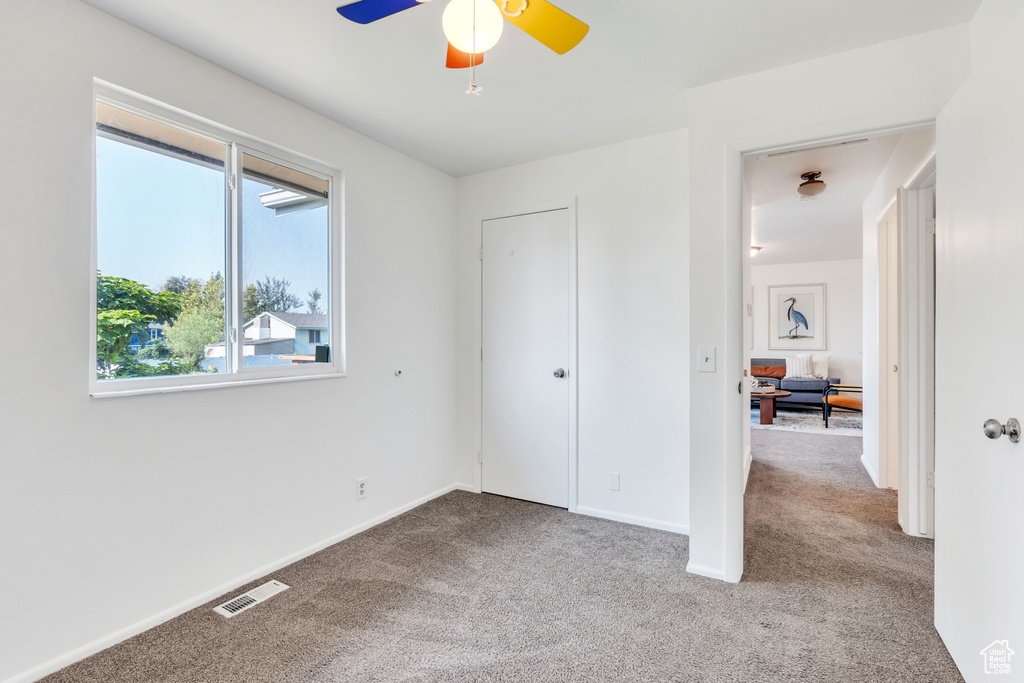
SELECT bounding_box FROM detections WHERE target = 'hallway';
[744,429,960,680]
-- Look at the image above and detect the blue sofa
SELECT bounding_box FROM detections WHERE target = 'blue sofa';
[750,357,840,410]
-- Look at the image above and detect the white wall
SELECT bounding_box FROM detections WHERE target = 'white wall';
[750,259,863,385]
[684,25,972,581]
[455,130,691,534]
[0,2,459,681]
[860,129,936,487]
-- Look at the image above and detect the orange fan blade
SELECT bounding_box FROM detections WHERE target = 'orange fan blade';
[446,42,484,69]
[498,0,588,55]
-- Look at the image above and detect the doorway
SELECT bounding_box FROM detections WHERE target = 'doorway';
[742,126,937,538]
[480,205,578,508]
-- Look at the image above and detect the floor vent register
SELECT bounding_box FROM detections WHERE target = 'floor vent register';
[213,580,290,618]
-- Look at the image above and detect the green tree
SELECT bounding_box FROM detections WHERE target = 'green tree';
[242,276,301,322]
[96,309,150,374]
[96,274,186,379]
[165,309,223,369]
[163,275,199,295]
[163,273,225,371]
[137,337,173,360]
[306,288,323,315]
[98,275,182,323]
[243,284,259,324]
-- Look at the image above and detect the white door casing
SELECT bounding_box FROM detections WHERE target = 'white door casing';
[897,182,936,539]
[481,207,577,508]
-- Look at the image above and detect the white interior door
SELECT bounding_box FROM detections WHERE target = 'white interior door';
[935,21,1024,677]
[878,206,900,489]
[886,208,901,489]
[481,209,571,508]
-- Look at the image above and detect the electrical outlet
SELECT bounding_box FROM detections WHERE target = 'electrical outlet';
[356,477,368,502]
[609,472,620,491]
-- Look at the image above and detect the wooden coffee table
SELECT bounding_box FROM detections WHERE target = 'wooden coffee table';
[752,390,792,425]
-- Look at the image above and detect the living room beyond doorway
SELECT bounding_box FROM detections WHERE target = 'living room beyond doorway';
[743,123,939,543]
[742,133,897,440]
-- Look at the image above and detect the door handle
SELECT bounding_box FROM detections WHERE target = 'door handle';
[983,418,1020,443]
[553,368,567,378]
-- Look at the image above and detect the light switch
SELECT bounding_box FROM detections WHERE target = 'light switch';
[698,346,716,373]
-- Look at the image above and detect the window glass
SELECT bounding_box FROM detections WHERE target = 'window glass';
[240,152,330,368]
[95,103,226,381]
[92,94,339,396]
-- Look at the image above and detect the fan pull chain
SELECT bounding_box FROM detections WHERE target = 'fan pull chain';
[466,0,482,94]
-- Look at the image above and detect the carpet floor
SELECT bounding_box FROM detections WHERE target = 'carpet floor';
[43,431,960,682]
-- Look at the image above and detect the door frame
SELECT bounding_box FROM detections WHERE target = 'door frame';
[472,198,580,511]
[874,156,936,534]
[896,158,937,538]
[738,123,936,556]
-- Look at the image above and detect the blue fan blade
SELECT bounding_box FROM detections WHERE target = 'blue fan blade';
[337,0,422,24]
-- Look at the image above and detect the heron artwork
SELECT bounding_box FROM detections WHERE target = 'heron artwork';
[784,296,809,338]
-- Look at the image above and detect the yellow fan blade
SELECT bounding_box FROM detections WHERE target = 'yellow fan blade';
[499,0,589,55]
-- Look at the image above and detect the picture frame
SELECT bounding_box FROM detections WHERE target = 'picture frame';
[768,283,826,350]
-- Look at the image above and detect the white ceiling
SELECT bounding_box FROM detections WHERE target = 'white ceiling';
[746,133,907,266]
[79,0,980,177]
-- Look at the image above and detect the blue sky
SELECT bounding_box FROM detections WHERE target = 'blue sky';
[96,136,329,311]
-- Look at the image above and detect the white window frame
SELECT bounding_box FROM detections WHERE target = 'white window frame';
[90,82,346,398]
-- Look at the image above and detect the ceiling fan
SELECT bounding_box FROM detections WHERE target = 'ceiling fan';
[336,0,589,73]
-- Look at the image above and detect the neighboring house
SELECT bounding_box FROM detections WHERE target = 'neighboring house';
[128,322,165,352]
[202,312,328,368]
[243,311,328,357]
[203,337,294,359]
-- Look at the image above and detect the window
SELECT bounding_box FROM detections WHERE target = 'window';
[92,87,343,397]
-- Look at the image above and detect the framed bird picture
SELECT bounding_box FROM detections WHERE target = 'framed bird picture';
[768,284,826,350]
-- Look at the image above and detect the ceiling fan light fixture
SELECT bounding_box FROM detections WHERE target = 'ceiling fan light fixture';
[443,0,504,54]
[797,171,826,197]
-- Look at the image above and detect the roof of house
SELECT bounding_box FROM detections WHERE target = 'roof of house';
[244,312,328,330]
[205,337,294,349]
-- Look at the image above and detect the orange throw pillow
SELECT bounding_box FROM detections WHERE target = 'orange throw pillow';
[751,365,786,379]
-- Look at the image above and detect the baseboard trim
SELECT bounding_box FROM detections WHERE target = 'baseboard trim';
[575,506,688,535]
[860,453,880,487]
[454,482,479,493]
[743,446,752,492]
[686,561,726,581]
[4,483,465,683]
[686,561,742,583]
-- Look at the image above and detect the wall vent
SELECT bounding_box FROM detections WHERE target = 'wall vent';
[213,580,290,618]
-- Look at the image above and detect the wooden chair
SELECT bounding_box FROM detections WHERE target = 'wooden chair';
[822,384,863,428]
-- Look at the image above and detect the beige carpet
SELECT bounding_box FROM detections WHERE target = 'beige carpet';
[42,430,961,682]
